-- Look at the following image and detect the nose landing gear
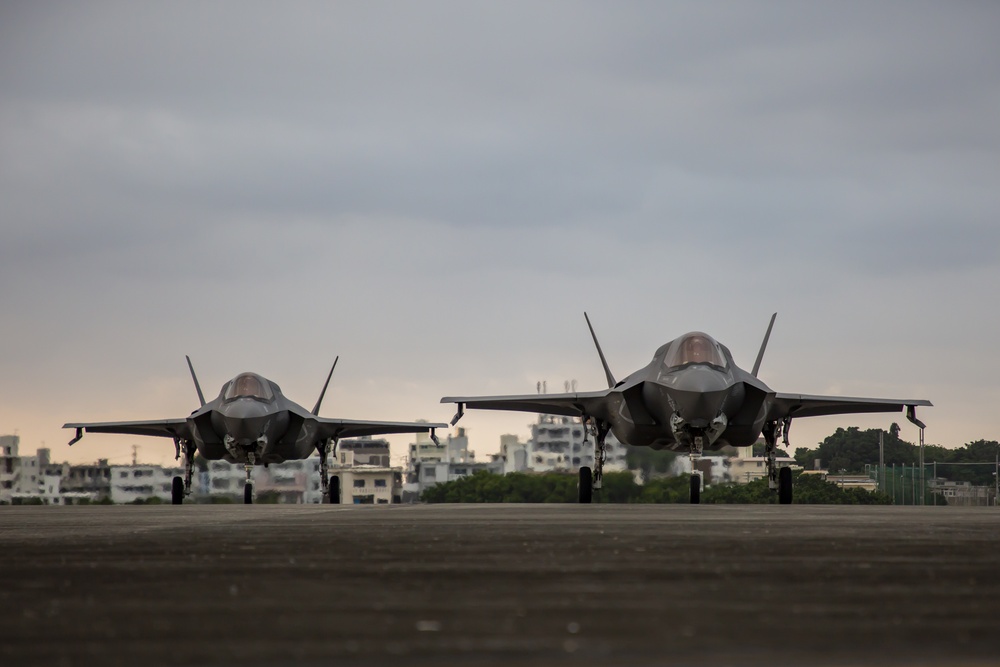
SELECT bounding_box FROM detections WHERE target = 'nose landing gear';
[171,439,196,505]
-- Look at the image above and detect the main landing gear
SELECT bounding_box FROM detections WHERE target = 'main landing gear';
[578,419,610,503]
[764,417,794,505]
[171,439,196,505]
[317,438,340,504]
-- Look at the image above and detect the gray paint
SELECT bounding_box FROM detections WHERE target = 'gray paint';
[66,362,446,466]
[443,314,931,453]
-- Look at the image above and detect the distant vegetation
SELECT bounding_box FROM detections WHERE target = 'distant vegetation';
[795,423,1000,486]
[419,469,889,504]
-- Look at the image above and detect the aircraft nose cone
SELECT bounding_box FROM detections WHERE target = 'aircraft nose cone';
[657,366,734,426]
[666,365,731,395]
[220,399,271,421]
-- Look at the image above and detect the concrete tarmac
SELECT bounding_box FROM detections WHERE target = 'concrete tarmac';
[1,504,999,666]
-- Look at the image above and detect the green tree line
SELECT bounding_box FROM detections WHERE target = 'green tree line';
[420,470,889,504]
[793,423,1000,486]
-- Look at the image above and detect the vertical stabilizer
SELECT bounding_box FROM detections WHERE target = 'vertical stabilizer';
[584,312,616,389]
[312,357,339,415]
[751,313,777,378]
[186,355,206,407]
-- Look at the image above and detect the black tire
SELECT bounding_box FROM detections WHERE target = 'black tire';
[171,476,184,505]
[328,476,340,504]
[243,482,253,505]
[690,474,701,504]
[778,466,793,505]
[578,467,593,504]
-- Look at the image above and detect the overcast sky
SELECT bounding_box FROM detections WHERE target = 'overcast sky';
[1,1,998,467]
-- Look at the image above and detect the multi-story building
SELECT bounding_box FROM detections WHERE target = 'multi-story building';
[403,428,491,501]
[333,465,403,504]
[63,459,112,500]
[495,434,529,474]
[724,445,802,485]
[527,415,628,474]
[338,437,392,467]
[1,435,23,503]
[110,464,184,504]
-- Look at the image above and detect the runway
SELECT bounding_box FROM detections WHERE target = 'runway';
[2,504,998,666]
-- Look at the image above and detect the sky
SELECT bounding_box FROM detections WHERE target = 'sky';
[1,1,998,467]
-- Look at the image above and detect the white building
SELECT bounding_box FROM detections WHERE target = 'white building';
[403,428,491,501]
[725,445,801,485]
[527,415,628,474]
[110,464,184,503]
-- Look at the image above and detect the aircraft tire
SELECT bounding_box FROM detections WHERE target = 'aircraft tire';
[578,467,593,504]
[328,476,340,504]
[778,466,793,505]
[243,482,253,505]
[171,476,184,505]
[690,474,701,504]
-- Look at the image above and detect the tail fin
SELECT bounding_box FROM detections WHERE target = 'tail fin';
[584,312,616,389]
[186,355,206,407]
[312,357,339,415]
[751,313,777,378]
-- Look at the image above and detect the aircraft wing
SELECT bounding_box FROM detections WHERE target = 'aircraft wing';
[441,390,613,419]
[64,418,191,444]
[769,394,932,420]
[313,418,449,440]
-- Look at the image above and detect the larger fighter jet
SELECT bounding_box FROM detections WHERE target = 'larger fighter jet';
[66,357,447,504]
[443,314,931,504]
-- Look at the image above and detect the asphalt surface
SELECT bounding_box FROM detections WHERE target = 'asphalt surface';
[2,504,999,667]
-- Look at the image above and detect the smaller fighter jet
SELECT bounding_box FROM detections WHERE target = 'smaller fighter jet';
[443,314,931,504]
[65,357,446,504]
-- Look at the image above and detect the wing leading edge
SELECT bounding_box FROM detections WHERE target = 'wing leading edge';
[312,418,448,440]
[64,419,192,445]
[769,394,932,420]
[441,390,613,419]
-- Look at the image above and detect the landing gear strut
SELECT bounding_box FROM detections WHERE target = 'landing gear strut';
[764,417,793,504]
[171,439,196,505]
[317,438,339,504]
[578,418,610,504]
[243,452,255,504]
[689,436,704,504]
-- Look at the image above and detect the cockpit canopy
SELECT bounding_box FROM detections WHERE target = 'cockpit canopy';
[223,373,274,402]
[662,332,728,370]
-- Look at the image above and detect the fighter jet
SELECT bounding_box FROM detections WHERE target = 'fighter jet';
[442,314,931,504]
[65,357,447,504]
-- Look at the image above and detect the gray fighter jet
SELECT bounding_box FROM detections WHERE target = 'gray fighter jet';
[66,357,447,504]
[443,314,931,504]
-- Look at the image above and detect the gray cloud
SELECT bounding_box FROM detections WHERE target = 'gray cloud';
[1,1,998,463]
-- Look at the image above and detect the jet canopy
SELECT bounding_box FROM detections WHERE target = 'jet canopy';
[662,332,728,370]
[224,373,274,401]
